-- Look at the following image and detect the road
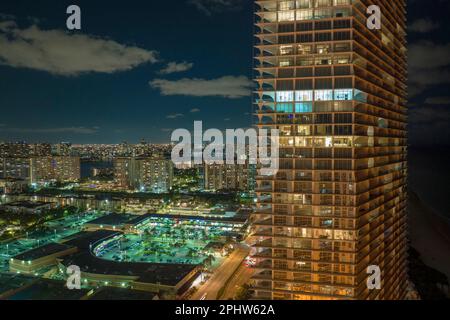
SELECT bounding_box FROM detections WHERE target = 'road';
[191,245,249,300]
[220,262,255,300]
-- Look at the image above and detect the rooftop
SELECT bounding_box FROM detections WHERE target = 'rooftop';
[84,213,151,228]
[148,213,247,224]
[6,279,90,300]
[12,243,75,262]
[60,252,198,286]
[88,287,156,300]
[2,201,52,209]
[60,230,199,286]
[62,230,121,250]
[0,273,36,297]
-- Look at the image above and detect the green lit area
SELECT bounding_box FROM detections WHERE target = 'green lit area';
[1,212,242,274]
[0,211,105,272]
[95,217,240,266]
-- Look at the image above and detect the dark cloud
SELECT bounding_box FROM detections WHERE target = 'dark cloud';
[409,19,439,33]
[424,97,450,105]
[188,0,244,16]
[408,41,450,97]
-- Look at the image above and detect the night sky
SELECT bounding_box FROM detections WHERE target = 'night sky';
[0,0,449,145]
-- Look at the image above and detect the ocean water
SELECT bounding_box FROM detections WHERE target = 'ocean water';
[409,146,450,219]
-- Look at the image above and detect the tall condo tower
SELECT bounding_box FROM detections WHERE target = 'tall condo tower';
[251,0,407,299]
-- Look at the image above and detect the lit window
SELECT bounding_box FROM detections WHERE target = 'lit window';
[334,89,353,100]
[295,90,313,101]
[277,103,294,113]
[276,91,294,102]
[278,11,295,21]
[295,102,312,113]
[296,9,313,20]
[280,45,294,55]
[297,125,311,136]
[279,1,294,11]
[314,90,333,101]
[279,58,293,67]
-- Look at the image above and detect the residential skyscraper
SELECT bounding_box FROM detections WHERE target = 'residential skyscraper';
[30,156,81,184]
[0,157,30,180]
[202,163,255,192]
[114,157,174,193]
[53,142,72,156]
[251,0,407,300]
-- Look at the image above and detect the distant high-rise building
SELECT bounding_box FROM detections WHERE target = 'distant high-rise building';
[53,142,72,156]
[114,157,136,188]
[30,156,80,184]
[0,157,30,180]
[251,0,407,300]
[202,163,255,192]
[118,142,132,157]
[30,143,52,156]
[0,142,30,158]
[114,157,173,193]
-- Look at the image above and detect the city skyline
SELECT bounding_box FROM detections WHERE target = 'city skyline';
[0,0,450,145]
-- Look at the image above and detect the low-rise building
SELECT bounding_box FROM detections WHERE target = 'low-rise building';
[0,178,28,194]
[0,157,30,181]
[0,201,54,214]
[83,213,151,233]
[58,230,201,299]
[9,243,77,274]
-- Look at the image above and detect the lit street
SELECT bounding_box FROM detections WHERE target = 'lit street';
[191,244,249,300]
[220,260,255,300]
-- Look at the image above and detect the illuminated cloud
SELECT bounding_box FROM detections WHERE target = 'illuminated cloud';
[150,75,252,99]
[166,113,184,119]
[0,18,158,76]
[159,61,193,74]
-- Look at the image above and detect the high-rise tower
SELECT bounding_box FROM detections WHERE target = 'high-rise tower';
[251,0,407,299]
